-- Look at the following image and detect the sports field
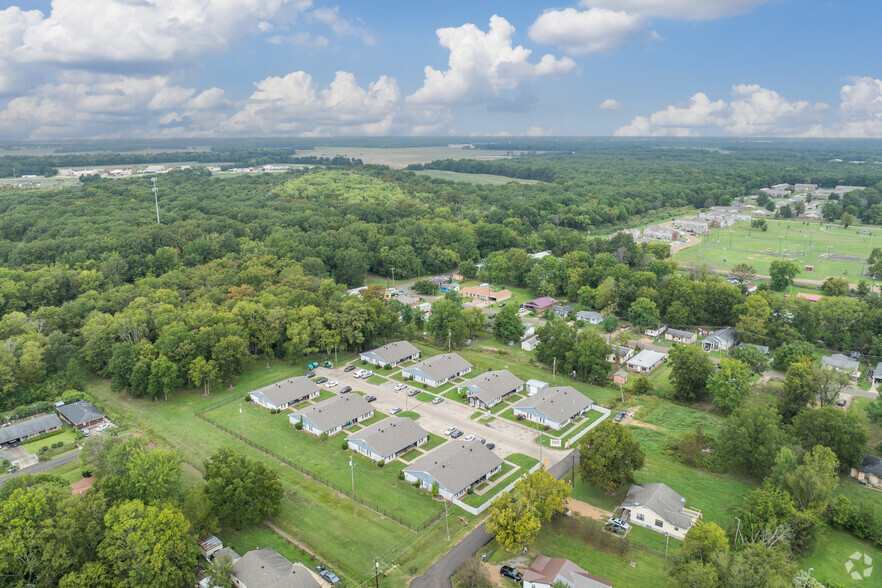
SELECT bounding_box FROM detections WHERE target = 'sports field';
[674,219,881,281]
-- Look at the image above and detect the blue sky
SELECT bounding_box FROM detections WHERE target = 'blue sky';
[0,0,880,138]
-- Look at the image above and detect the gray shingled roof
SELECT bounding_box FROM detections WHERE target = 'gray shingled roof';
[859,455,882,478]
[403,353,472,383]
[621,483,694,529]
[575,311,604,322]
[666,328,694,339]
[822,354,860,372]
[513,386,592,426]
[627,349,666,369]
[347,417,427,458]
[704,328,737,348]
[404,440,503,496]
[56,401,104,426]
[362,341,420,365]
[0,414,63,445]
[460,370,524,405]
[252,376,319,407]
[295,394,373,432]
[231,548,320,588]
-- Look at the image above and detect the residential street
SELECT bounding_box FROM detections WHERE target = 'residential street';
[0,449,81,486]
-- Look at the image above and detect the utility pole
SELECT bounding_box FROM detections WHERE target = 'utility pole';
[619,381,624,403]
[374,559,379,588]
[537,420,542,464]
[349,455,355,495]
[552,357,557,385]
[239,404,244,436]
[152,177,160,224]
[334,345,338,367]
[444,500,450,540]
[447,329,452,352]
[571,450,576,487]
[390,268,395,290]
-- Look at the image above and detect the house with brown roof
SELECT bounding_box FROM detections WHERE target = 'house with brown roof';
[512,386,593,430]
[523,297,557,312]
[460,285,511,303]
[359,340,421,367]
[523,556,612,588]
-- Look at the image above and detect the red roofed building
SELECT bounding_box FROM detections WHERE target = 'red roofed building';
[523,556,613,588]
[523,297,557,312]
[796,292,823,303]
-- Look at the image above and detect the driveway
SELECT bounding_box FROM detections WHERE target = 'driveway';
[0,449,81,486]
[0,445,32,469]
[311,365,565,468]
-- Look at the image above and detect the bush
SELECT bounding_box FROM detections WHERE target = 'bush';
[81,470,91,478]
[244,395,251,401]
[398,470,405,481]
[466,487,473,495]
[361,360,369,365]
[383,364,392,370]
[319,432,329,441]
[377,460,385,468]
[341,441,349,450]
[294,421,303,430]
[52,441,64,448]
[37,454,50,462]
[516,414,524,421]
[39,446,48,453]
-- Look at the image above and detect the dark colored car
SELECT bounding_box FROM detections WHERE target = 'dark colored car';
[316,377,328,384]
[306,371,316,378]
[500,566,523,582]
[364,395,377,402]
[614,410,627,423]
[486,443,495,450]
[340,386,352,394]
[451,430,464,438]
[317,565,340,585]
[344,365,356,372]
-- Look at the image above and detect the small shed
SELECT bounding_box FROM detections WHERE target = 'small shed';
[526,379,549,396]
[613,369,628,385]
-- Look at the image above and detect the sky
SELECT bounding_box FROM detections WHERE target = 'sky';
[0,0,880,139]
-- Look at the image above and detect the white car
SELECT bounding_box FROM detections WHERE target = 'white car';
[390,407,403,415]
[444,426,457,436]
[432,397,444,405]
[326,381,338,388]
[463,434,475,442]
[394,383,407,391]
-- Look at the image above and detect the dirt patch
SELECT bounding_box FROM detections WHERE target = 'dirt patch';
[481,562,505,586]
[619,406,662,430]
[567,498,611,521]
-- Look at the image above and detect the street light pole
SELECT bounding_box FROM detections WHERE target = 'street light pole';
[374,559,380,588]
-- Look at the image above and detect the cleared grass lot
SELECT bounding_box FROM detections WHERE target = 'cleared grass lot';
[460,453,539,507]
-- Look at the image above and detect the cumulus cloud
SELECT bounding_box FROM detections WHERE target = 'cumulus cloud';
[599,98,622,110]
[309,6,375,45]
[526,124,553,136]
[614,85,828,137]
[579,0,773,20]
[528,8,655,55]
[407,15,576,106]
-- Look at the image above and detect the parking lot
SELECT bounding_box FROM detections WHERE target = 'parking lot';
[310,364,566,469]
[0,444,36,469]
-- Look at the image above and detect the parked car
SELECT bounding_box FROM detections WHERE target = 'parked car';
[340,386,352,394]
[344,365,357,372]
[9,440,21,447]
[609,517,631,531]
[306,371,316,378]
[500,566,523,582]
[432,397,444,404]
[326,381,338,388]
[316,377,328,384]
[364,395,377,403]
[477,437,485,444]
[451,430,464,438]
[7,466,16,473]
[394,383,407,391]
[614,410,627,423]
[444,426,457,435]
[835,399,847,407]
[463,434,475,441]
[407,389,419,397]
[498,302,506,307]
[82,429,91,437]
[362,370,374,378]
[317,565,340,585]
[390,407,403,415]
[486,443,495,450]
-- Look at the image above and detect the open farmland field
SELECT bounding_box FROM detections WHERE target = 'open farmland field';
[674,219,880,282]
[295,146,523,168]
[411,169,540,185]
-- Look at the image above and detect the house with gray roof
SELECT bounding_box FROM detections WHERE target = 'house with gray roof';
[359,341,421,368]
[620,483,700,540]
[249,376,319,410]
[230,547,320,588]
[851,455,882,487]
[403,439,503,499]
[606,345,635,364]
[523,556,613,588]
[625,349,666,374]
[575,311,604,324]
[873,362,882,384]
[56,401,105,430]
[512,386,593,431]
[0,414,63,446]
[458,370,525,409]
[821,353,861,378]
[702,327,738,352]
[347,417,428,462]
[402,353,473,387]
[290,394,374,437]
[665,329,696,345]
[551,304,575,319]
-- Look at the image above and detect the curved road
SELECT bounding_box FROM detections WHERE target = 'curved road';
[409,448,580,588]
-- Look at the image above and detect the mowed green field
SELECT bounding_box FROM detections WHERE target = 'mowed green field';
[411,169,539,185]
[675,219,881,281]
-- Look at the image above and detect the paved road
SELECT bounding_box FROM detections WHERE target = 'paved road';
[0,449,81,486]
[408,448,580,588]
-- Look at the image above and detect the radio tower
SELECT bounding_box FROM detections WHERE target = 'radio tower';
[151,177,160,224]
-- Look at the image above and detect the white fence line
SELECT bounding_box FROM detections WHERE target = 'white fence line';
[567,405,610,446]
[450,462,542,516]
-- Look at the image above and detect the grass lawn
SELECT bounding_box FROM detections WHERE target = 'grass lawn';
[400,448,423,462]
[366,375,388,385]
[223,525,321,570]
[389,372,408,383]
[852,397,882,449]
[313,389,335,402]
[422,434,446,450]
[461,454,538,507]
[538,410,606,448]
[352,411,388,428]
[415,392,435,402]
[799,528,882,587]
[570,478,626,512]
[634,395,725,437]
[478,416,495,424]
[489,400,511,414]
[470,411,483,420]
[836,477,882,519]
[629,525,683,554]
[443,389,469,404]
[22,427,80,451]
[397,411,421,420]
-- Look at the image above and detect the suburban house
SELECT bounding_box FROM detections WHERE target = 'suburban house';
[874,361,882,384]
[523,297,557,312]
[665,329,697,345]
[821,354,861,378]
[249,376,319,410]
[230,547,320,588]
[851,455,882,488]
[56,401,105,430]
[606,345,635,364]
[645,325,667,338]
[347,417,428,462]
[612,369,629,385]
[0,414,63,447]
[642,225,680,241]
[525,379,548,396]
[575,310,605,324]
[620,483,700,540]
[460,285,511,303]
[550,304,575,319]
[625,350,666,375]
[402,353,473,387]
[512,386,593,431]
[702,328,738,352]
[439,281,459,292]
[458,370,525,409]
[523,556,613,588]
[403,440,504,499]
[359,340,421,368]
[521,335,539,352]
[290,394,374,437]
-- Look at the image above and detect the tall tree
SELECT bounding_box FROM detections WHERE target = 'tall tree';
[492,304,525,342]
[718,402,785,477]
[707,358,751,413]
[203,448,283,528]
[565,331,611,383]
[628,297,661,330]
[578,421,645,491]
[486,491,542,552]
[513,468,571,521]
[668,344,714,402]
[147,355,180,401]
[777,359,815,422]
[792,408,868,470]
[427,299,468,347]
[729,263,756,284]
[768,260,800,291]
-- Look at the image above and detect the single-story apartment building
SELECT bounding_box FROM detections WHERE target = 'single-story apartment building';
[643,225,680,241]
[359,340,421,368]
[851,455,882,487]
[606,345,635,364]
[575,310,605,324]
[249,376,319,410]
[290,394,374,437]
[523,297,557,312]
[403,440,504,499]
[821,354,861,378]
[665,329,697,345]
[460,285,511,303]
[0,414,63,447]
[347,417,428,462]
[459,370,525,409]
[620,483,700,540]
[230,547,320,588]
[56,401,105,430]
[625,350,666,375]
[702,327,738,352]
[525,379,548,396]
[402,353,473,388]
[523,556,612,588]
[513,386,593,431]
[796,292,823,303]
